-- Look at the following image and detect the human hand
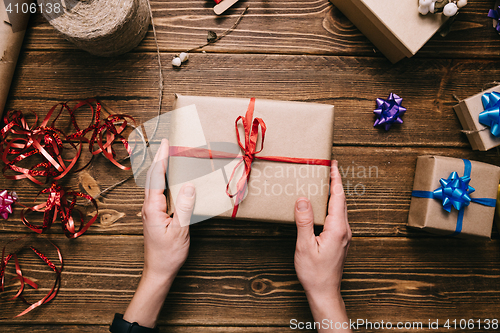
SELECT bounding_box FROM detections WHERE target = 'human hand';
[141,138,195,284]
[294,160,351,331]
[123,138,195,328]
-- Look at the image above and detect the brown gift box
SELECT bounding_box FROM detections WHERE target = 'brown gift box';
[167,94,334,225]
[0,1,30,115]
[408,156,500,239]
[453,85,500,151]
[329,0,448,63]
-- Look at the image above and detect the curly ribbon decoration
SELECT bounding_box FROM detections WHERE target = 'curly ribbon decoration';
[0,190,17,219]
[478,91,500,136]
[411,159,496,235]
[170,98,331,219]
[0,237,63,317]
[20,182,98,239]
[488,6,500,32]
[0,100,133,186]
[373,93,406,131]
[0,99,135,236]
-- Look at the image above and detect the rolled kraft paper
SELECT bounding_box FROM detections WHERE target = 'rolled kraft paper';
[0,1,30,116]
[37,0,150,57]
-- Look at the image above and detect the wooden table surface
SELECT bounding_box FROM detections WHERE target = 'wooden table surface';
[2,0,500,332]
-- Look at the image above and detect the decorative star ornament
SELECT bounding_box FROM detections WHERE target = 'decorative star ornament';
[0,190,17,219]
[373,93,406,131]
[488,6,500,33]
[478,91,500,136]
[432,171,474,212]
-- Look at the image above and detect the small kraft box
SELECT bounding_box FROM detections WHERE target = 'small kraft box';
[164,95,335,226]
[408,155,500,239]
[330,0,448,63]
[453,85,500,151]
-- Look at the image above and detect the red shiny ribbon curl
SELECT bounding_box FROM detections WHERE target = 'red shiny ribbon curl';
[170,98,331,218]
[0,238,63,317]
[20,182,98,239]
[0,99,134,186]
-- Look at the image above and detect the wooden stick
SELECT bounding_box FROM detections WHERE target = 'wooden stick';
[214,0,240,15]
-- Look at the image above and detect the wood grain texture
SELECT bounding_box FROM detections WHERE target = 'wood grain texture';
[22,0,500,59]
[6,52,500,148]
[1,146,499,238]
[0,235,499,326]
[1,326,494,333]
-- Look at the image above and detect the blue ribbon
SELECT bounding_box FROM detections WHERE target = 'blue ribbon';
[478,91,500,136]
[411,159,496,235]
[488,6,500,32]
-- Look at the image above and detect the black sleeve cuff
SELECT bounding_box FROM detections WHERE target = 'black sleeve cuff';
[110,313,159,333]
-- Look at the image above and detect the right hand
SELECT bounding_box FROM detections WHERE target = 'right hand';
[293,159,351,300]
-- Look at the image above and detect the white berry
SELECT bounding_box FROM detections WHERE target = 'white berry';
[457,0,467,8]
[443,3,458,16]
[179,52,189,62]
[172,57,182,67]
[419,0,433,6]
[419,5,430,15]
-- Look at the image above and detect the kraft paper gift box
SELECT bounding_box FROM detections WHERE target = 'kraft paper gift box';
[330,0,448,63]
[453,85,500,151]
[164,94,334,226]
[1,1,30,115]
[408,155,500,239]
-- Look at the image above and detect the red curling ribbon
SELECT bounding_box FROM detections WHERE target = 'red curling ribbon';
[169,98,331,218]
[0,100,134,186]
[20,182,98,239]
[0,237,63,317]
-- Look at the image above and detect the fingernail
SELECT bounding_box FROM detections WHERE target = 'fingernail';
[297,199,309,212]
[183,184,195,197]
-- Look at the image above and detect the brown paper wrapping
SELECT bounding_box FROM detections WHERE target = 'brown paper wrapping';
[408,155,500,239]
[0,1,30,116]
[169,95,334,225]
[453,85,500,151]
[329,0,447,63]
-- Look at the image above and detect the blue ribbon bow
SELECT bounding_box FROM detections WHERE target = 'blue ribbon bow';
[478,91,500,136]
[411,159,496,235]
[488,6,500,32]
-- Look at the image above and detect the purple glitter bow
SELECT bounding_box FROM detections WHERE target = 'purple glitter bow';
[0,190,17,219]
[373,93,406,131]
[488,6,500,32]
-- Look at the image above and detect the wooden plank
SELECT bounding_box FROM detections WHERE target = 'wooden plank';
[1,146,499,238]
[1,325,493,333]
[6,52,500,148]
[22,0,500,59]
[0,326,297,333]
[0,235,499,326]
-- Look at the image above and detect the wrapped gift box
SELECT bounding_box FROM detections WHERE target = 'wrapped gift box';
[162,95,334,225]
[408,155,500,239]
[453,85,500,151]
[330,0,448,63]
[0,1,30,116]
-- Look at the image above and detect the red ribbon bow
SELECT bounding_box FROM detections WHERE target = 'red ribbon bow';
[20,182,98,239]
[223,98,331,218]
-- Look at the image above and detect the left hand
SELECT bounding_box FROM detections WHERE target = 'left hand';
[142,138,195,284]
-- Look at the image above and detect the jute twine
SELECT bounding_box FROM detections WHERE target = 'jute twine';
[37,0,150,57]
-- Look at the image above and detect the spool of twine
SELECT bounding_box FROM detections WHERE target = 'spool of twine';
[37,0,150,57]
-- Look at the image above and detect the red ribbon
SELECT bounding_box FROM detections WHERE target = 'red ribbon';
[0,237,63,317]
[20,182,98,239]
[0,100,133,186]
[171,98,331,218]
